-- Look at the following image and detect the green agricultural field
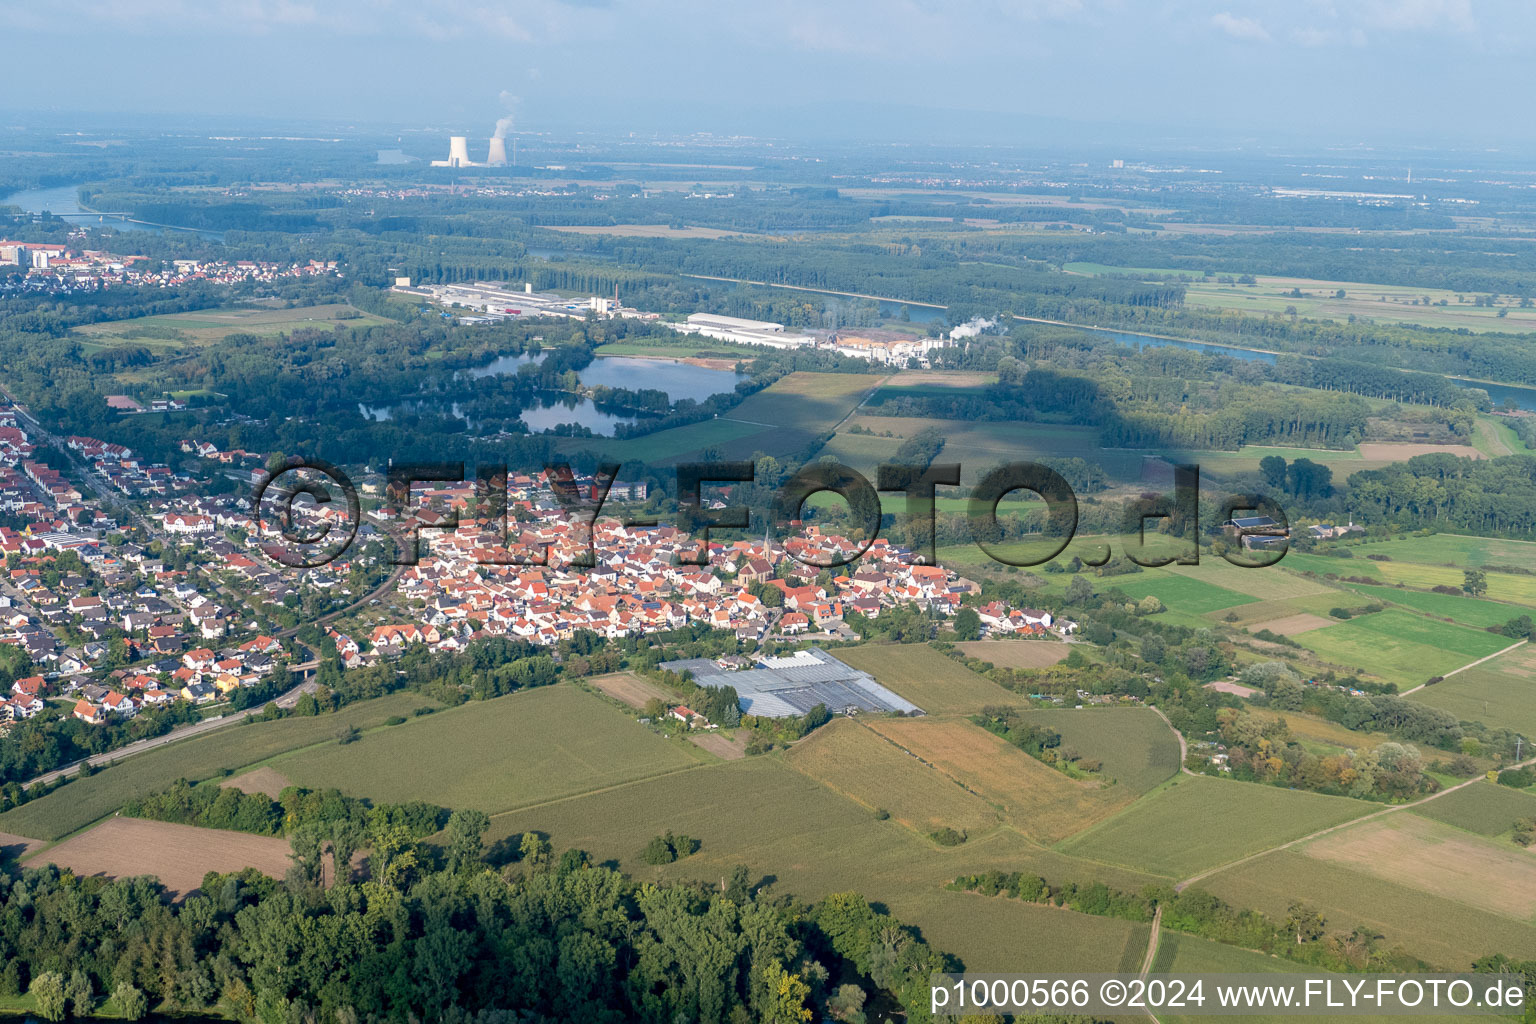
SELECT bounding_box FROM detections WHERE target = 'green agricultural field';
[1165,559,1333,601]
[1165,444,1367,478]
[1286,551,1536,608]
[558,416,768,465]
[0,692,436,842]
[593,340,757,360]
[829,643,1014,714]
[1226,592,1375,629]
[869,716,1136,844]
[1411,781,1536,836]
[1012,707,1182,795]
[1410,640,1536,736]
[478,754,1167,973]
[1058,775,1374,879]
[1178,272,1536,334]
[1150,931,1300,975]
[274,684,699,813]
[1294,609,1510,685]
[73,303,393,353]
[935,533,1182,575]
[1347,532,1536,568]
[727,371,879,434]
[1198,848,1536,968]
[1109,574,1257,616]
[825,413,1146,481]
[1338,582,1523,628]
[902,890,1151,974]
[559,370,878,465]
[1149,934,1469,1024]
[1063,261,1205,279]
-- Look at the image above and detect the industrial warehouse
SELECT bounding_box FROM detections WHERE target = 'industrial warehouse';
[660,648,924,718]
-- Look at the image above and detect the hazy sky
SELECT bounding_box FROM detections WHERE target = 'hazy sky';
[3,0,1533,146]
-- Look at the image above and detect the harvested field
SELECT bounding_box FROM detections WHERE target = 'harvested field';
[688,732,748,760]
[955,640,1069,669]
[1356,442,1484,462]
[786,720,998,836]
[1248,612,1334,636]
[1199,849,1536,967]
[0,831,45,863]
[1205,680,1262,698]
[221,766,292,798]
[1303,813,1536,920]
[588,671,671,710]
[27,818,292,898]
[867,717,1124,843]
[887,369,997,388]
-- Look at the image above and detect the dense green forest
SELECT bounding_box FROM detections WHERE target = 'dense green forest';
[0,839,959,1023]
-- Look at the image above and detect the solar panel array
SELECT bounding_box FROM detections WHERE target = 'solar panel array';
[659,648,923,719]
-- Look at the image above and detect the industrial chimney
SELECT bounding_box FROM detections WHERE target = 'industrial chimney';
[448,136,471,167]
[486,137,508,167]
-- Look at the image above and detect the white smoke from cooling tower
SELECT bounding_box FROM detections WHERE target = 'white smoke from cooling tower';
[486,137,508,166]
[448,136,471,167]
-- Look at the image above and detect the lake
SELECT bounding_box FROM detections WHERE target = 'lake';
[375,352,743,435]
[520,395,657,435]
[457,350,547,380]
[580,355,744,402]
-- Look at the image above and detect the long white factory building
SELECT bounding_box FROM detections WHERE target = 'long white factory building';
[674,312,815,350]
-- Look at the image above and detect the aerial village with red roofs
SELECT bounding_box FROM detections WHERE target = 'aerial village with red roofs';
[0,394,1077,745]
[0,237,339,295]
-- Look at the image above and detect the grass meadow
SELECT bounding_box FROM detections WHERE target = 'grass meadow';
[1294,609,1510,685]
[1108,574,1257,615]
[1012,707,1182,795]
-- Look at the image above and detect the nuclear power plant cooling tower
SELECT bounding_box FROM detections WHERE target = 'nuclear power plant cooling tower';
[448,136,471,167]
[486,138,508,167]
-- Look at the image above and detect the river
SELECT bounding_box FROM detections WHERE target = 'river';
[1,185,225,240]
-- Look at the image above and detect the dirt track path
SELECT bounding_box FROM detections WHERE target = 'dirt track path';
[1401,637,1527,696]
